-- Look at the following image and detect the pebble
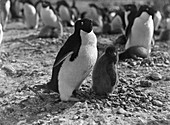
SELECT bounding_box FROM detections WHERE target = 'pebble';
[149,72,162,81]
[164,76,170,81]
[2,64,17,76]
[152,100,163,107]
[117,108,127,114]
[140,80,152,87]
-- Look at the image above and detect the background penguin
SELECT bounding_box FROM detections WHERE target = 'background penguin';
[82,3,103,33]
[123,4,138,37]
[71,0,80,21]
[56,0,75,27]
[0,24,3,45]
[104,4,137,35]
[34,0,43,18]
[92,46,118,96]
[124,5,155,59]
[22,0,39,29]
[47,18,98,101]
[10,0,23,20]
[0,0,11,30]
[40,1,62,28]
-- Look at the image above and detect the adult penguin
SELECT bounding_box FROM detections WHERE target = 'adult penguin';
[34,0,43,18]
[92,46,119,96]
[47,18,98,101]
[105,4,137,35]
[0,0,11,30]
[10,0,23,20]
[40,1,62,28]
[83,3,103,33]
[56,0,74,27]
[121,5,155,60]
[0,24,3,45]
[22,0,39,29]
[71,0,80,21]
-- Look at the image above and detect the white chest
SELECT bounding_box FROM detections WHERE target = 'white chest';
[40,7,58,27]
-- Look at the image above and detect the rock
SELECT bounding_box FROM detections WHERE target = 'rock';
[164,76,170,81]
[149,72,162,81]
[140,80,152,87]
[152,100,163,107]
[117,108,127,114]
[2,64,17,76]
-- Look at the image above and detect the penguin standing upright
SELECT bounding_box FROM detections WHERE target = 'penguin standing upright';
[106,4,137,35]
[22,0,39,29]
[40,1,62,28]
[47,18,98,101]
[71,0,80,21]
[124,5,155,59]
[92,46,118,96]
[0,24,3,45]
[0,0,11,30]
[56,0,74,26]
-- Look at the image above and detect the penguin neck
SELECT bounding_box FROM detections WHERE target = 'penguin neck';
[80,30,97,45]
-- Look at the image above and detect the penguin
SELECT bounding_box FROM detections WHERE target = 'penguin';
[82,3,103,33]
[56,0,74,27]
[154,10,162,31]
[40,1,62,28]
[39,1,63,37]
[0,0,11,30]
[47,18,98,101]
[22,0,39,29]
[124,5,155,58]
[71,0,80,21]
[10,0,23,20]
[105,4,137,35]
[0,24,3,45]
[123,4,138,37]
[34,0,43,18]
[92,46,118,96]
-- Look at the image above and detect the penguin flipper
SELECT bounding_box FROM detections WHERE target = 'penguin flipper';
[53,51,74,67]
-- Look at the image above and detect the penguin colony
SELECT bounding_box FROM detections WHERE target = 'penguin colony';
[1,0,170,101]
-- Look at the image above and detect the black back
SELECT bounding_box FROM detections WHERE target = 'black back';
[123,4,138,37]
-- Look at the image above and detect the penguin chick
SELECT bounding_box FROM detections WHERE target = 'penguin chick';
[119,46,148,61]
[47,18,98,101]
[92,46,118,96]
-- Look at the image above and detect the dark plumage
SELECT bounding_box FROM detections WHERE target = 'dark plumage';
[92,46,118,96]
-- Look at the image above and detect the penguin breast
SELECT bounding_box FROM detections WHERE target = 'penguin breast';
[23,3,39,28]
[40,7,58,27]
[59,5,71,21]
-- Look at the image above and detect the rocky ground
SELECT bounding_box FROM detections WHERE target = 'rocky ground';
[0,21,170,125]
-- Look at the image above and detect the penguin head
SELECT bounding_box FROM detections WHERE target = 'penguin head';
[42,1,51,8]
[105,46,118,64]
[136,5,155,19]
[123,4,137,12]
[75,18,93,33]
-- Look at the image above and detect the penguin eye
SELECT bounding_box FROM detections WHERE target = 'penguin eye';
[81,21,84,26]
